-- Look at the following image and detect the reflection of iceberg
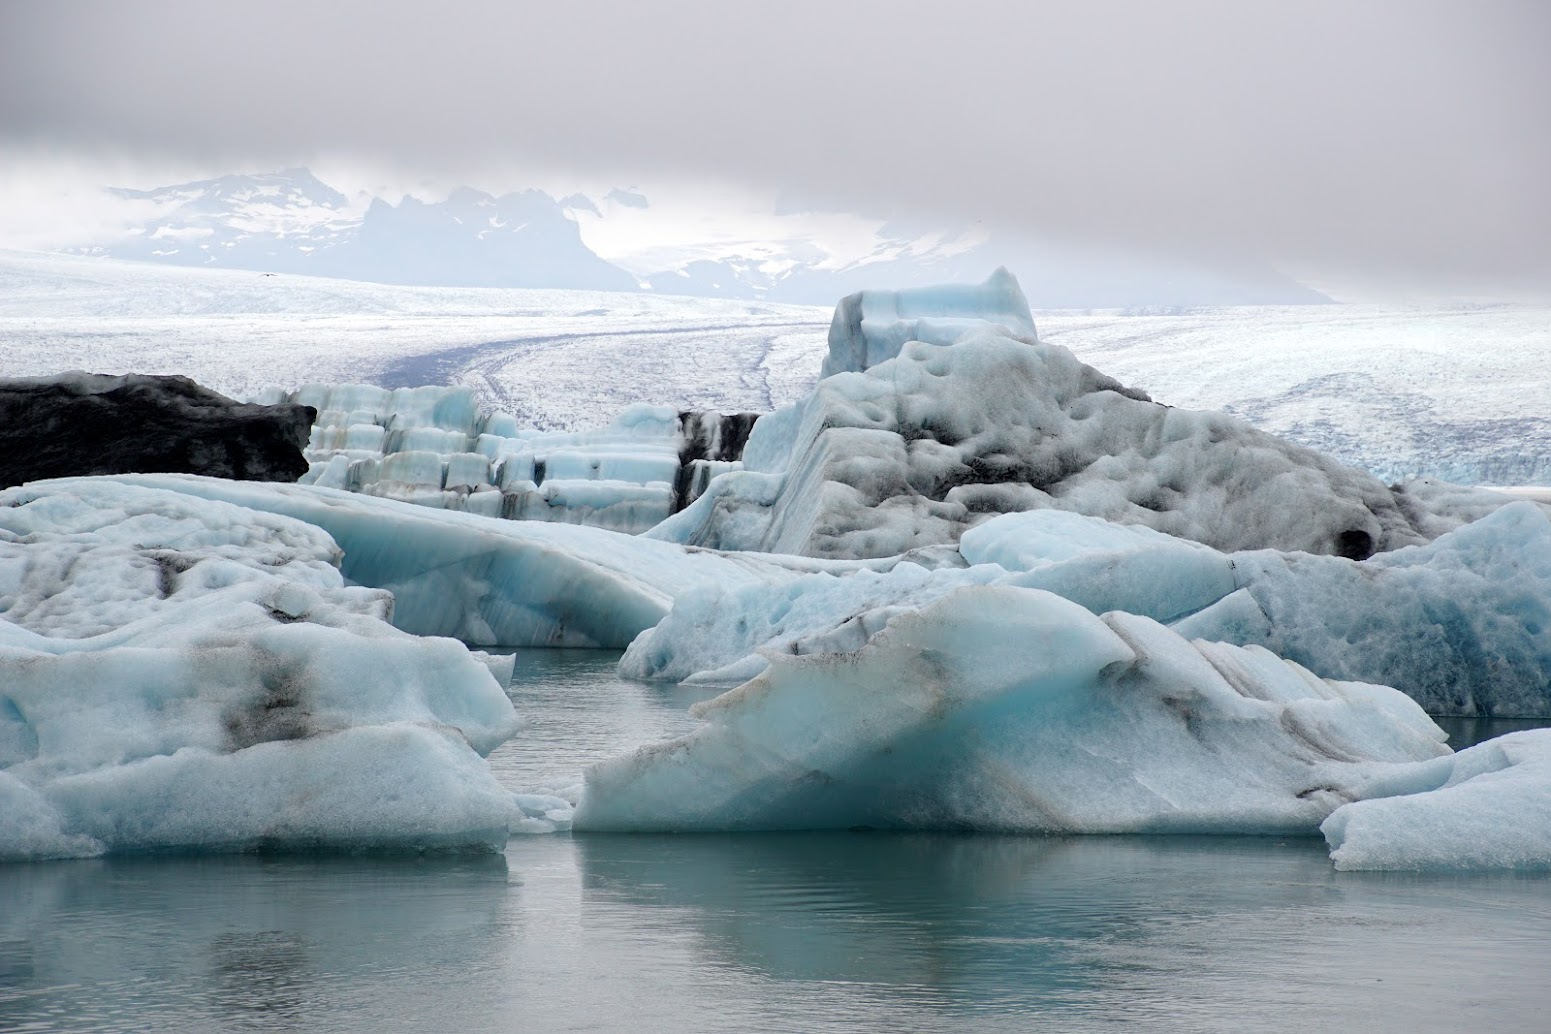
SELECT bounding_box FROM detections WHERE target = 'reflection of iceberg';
[570,829,1551,1027]
[578,585,1447,833]
[0,853,511,1027]
[576,831,1104,990]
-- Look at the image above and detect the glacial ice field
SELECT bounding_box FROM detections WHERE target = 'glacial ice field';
[2,259,1551,878]
[4,248,1551,485]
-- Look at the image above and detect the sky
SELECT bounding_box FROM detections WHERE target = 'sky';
[1,0,1547,298]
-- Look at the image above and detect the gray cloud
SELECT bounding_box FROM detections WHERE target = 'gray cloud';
[3,0,1547,291]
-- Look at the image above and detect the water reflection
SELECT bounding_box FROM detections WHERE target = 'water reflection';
[488,648,714,793]
[569,831,1551,1030]
[1433,715,1551,748]
[208,930,311,1027]
[0,854,513,1033]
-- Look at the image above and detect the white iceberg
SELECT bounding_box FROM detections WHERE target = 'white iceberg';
[578,585,1449,833]
[1322,730,1551,871]
[0,479,525,859]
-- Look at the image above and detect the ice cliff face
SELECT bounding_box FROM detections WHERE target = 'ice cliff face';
[0,373,314,488]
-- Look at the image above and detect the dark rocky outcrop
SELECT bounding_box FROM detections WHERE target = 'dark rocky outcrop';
[0,373,315,488]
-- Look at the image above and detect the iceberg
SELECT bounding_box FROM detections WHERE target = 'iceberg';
[578,585,1449,833]
[621,509,1230,687]
[73,473,878,648]
[629,501,1551,718]
[0,479,525,859]
[1322,730,1551,871]
[259,384,758,534]
[655,273,1505,560]
[1173,502,1551,716]
[619,561,994,686]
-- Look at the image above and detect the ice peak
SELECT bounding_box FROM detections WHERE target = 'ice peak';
[821,267,1038,378]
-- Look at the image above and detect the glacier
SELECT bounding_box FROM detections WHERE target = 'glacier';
[4,263,1549,872]
[577,584,1451,833]
[0,479,532,860]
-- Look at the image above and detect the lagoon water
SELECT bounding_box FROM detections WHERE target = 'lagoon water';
[3,650,1549,1032]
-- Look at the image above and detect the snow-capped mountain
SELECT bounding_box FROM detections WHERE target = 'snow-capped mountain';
[80,168,1327,306]
[93,169,637,291]
[104,168,355,272]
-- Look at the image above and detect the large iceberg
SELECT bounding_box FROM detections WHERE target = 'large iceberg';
[1322,730,1551,871]
[654,282,1499,559]
[0,479,528,860]
[628,503,1551,719]
[578,585,1450,833]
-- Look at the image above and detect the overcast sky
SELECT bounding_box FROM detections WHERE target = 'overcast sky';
[1,0,1547,296]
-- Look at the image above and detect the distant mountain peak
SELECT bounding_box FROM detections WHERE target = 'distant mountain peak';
[604,188,649,210]
[80,169,1327,306]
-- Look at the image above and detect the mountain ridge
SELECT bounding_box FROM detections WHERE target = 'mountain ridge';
[79,168,1329,307]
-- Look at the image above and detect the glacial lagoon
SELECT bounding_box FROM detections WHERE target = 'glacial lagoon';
[3,650,1548,1033]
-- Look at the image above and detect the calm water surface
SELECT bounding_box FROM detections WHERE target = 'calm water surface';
[2,650,1548,1032]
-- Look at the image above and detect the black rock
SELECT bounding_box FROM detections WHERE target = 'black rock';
[0,373,316,488]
